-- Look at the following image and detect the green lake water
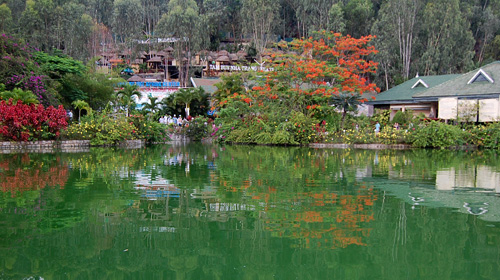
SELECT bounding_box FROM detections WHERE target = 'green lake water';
[1,144,500,279]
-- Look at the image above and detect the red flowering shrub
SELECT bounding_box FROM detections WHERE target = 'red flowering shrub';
[0,99,67,141]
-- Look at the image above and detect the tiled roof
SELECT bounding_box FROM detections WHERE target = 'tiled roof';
[370,74,459,104]
[191,78,221,94]
[414,61,500,98]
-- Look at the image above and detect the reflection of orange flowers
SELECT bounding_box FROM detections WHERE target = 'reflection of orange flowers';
[254,186,378,250]
[299,211,324,223]
[1,166,69,196]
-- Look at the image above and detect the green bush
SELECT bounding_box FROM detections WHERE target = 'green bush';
[407,121,467,148]
[289,111,316,144]
[138,121,169,143]
[184,117,210,141]
[392,110,414,125]
[129,114,170,143]
[63,113,138,146]
[372,109,390,126]
[480,123,500,149]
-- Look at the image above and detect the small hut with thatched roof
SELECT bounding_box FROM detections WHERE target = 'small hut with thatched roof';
[127,75,145,83]
[213,55,230,71]
[147,56,163,71]
[228,53,238,63]
[217,50,229,57]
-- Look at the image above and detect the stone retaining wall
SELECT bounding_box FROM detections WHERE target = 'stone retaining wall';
[0,140,90,153]
[310,143,412,149]
[0,140,91,153]
[119,139,146,149]
[0,139,147,153]
[168,134,190,142]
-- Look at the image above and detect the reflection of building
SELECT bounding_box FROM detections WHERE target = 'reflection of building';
[134,171,180,200]
[436,166,500,193]
[135,184,180,199]
[367,164,500,222]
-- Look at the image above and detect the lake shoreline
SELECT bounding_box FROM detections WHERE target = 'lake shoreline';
[0,139,479,153]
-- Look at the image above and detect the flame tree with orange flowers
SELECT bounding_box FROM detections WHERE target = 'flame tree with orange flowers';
[212,31,380,145]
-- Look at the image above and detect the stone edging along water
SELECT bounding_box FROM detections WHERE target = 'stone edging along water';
[0,139,146,153]
[310,143,412,149]
[1,139,471,152]
[168,134,414,149]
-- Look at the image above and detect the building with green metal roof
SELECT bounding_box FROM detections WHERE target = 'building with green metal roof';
[368,74,459,120]
[369,61,500,121]
[413,62,500,121]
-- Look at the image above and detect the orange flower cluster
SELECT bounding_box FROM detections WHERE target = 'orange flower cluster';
[306,104,320,110]
[291,33,377,90]
[215,31,380,113]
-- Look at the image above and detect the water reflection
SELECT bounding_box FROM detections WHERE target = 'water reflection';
[436,166,500,193]
[1,146,500,279]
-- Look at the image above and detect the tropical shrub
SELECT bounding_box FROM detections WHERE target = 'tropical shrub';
[129,114,170,143]
[371,109,390,126]
[392,110,414,125]
[407,121,467,148]
[5,74,53,104]
[0,99,67,141]
[0,34,37,86]
[0,84,39,105]
[137,121,169,143]
[63,112,137,146]
[289,111,317,144]
[331,125,409,145]
[0,34,61,106]
[184,116,209,141]
[478,122,500,149]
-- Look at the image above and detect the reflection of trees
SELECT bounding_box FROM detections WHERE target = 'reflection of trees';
[241,183,377,250]
[207,146,379,249]
[1,145,500,279]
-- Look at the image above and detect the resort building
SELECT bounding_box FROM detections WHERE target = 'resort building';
[370,62,500,122]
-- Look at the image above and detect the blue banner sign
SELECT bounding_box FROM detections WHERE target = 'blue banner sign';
[118,81,181,87]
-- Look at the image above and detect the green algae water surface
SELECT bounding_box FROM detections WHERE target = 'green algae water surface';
[1,144,500,279]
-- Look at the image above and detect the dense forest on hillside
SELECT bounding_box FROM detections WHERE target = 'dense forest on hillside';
[1,0,500,89]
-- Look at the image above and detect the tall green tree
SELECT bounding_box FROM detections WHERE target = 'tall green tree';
[141,0,165,37]
[0,4,12,32]
[173,87,205,117]
[418,0,475,75]
[291,0,336,37]
[465,0,500,64]
[86,0,115,26]
[327,2,345,34]
[241,0,280,54]
[3,0,25,24]
[19,0,43,48]
[116,84,142,116]
[37,0,58,51]
[343,0,374,38]
[203,0,243,49]
[156,0,204,87]
[371,0,422,89]
[61,2,93,60]
[111,0,144,43]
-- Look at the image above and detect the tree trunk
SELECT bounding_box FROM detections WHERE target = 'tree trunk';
[341,109,346,130]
